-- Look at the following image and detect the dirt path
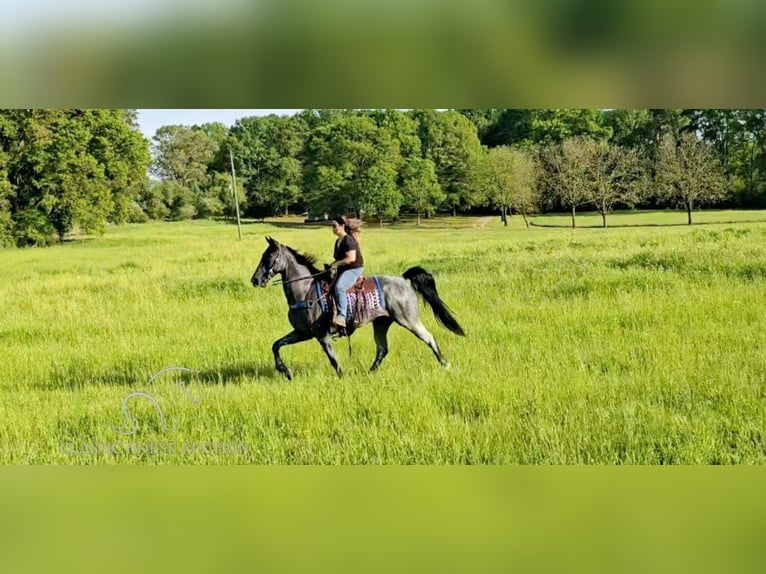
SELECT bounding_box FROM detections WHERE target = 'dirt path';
[472,216,492,230]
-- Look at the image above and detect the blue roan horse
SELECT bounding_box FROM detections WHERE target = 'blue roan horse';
[251,237,465,379]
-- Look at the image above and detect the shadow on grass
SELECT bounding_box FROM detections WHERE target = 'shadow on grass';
[217,216,481,231]
[530,218,766,229]
[36,360,284,390]
[197,363,284,385]
[60,237,97,244]
[215,217,329,230]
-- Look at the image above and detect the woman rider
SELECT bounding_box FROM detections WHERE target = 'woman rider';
[329,216,364,330]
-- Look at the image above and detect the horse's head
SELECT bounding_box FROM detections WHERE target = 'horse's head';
[251,236,286,287]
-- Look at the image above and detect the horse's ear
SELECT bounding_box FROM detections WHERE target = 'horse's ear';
[266,236,276,246]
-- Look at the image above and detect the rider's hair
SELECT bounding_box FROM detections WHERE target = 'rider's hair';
[335,215,362,242]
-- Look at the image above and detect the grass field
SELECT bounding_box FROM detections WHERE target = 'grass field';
[3,210,766,463]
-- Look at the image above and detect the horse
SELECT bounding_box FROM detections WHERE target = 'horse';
[250,236,465,379]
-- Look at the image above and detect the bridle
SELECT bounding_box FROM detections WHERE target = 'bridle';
[263,249,283,283]
[264,247,327,287]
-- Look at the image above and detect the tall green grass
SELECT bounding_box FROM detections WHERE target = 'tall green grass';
[2,211,766,463]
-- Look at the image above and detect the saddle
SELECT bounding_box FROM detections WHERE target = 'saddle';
[326,275,388,334]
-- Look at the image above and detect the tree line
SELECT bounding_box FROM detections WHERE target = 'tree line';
[0,110,150,246]
[144,109,763,229]
[2,109,765,246]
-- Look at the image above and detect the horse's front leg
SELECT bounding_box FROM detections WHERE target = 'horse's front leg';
[317,334,343,378]
[272,330,312,380]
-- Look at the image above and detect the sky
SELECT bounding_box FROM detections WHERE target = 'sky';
[136,109,302,140]
[0,1,244,39]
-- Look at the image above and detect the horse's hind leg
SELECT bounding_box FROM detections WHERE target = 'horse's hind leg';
[401,319,450,368]
[370,317,394,372]
[318,334,343,377]
[272,330,312,380]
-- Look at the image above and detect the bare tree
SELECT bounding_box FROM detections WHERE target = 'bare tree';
[581,139,647,228]
[655,134,727,225]
[541,138,591,228]
[542,137,646,228]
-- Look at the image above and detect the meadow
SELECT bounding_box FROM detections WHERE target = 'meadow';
[2,210,766,463]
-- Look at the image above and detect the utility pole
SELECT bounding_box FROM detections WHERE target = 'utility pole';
[229,148,242,240]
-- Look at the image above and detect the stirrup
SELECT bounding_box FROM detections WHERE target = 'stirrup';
[330,320,347,338]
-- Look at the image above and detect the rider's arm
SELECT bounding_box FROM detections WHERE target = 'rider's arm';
[332,250,357,268]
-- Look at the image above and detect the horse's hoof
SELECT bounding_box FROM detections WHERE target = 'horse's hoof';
[285,369,293,380]
[441,361,451,369]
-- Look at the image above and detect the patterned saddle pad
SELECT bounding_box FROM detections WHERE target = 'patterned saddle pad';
[346,276,388,326]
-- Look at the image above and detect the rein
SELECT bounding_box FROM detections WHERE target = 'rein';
[268,271,325,287]
[269,269,330,312]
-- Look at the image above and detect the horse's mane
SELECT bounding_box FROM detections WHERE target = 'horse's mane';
[284,245,322,275]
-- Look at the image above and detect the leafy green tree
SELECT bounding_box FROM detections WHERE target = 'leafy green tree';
[485,109,535,148]
[530,109,612,146]
[0,109,148,245]
[136,180,170,220]
[152,125,217,188]
[158,180,197,221]
[656,133,727,225]
[45,113,112,240]
[0,141,12,246]
[647,109,692,152]
[401,157,444,225]
[603,109,654,149]
[485,146,540,228]
[230,114,307,217]
[736,110,766,204]
[151,124,224,219]
[303,114,402,220]
[83,109,151,225]
[359,163,402,226]
[455,109,502,145]
[412,110,484,215]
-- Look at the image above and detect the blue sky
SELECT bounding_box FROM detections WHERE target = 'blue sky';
[136,109,301,139]
[0,1,243,39]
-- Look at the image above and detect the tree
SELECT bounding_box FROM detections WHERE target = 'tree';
[412,110,485,215]
[455,109,502,145]
[401,157,444,225]
[151,124,223,219]
[45,113,112,240]
[82,109,151,225]
[656,134,726,225]
[303,114,402,220]
[603,109,654,149]
[540,138,592,228]
[484,109,535,148]
[151,125,217,188]
[0,109,149,245]
[484,146,540,228]
[0,134,12,246]
[530,109,612,146]
[580,140,646,228]
[687,109,740,187]
[230,114,307,217]
[736,110,766,204]
[648,109,692,146]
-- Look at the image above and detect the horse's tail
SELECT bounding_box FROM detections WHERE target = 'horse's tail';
[403,266,466,336]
